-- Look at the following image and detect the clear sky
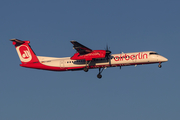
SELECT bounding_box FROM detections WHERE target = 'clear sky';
[0,0,180,120]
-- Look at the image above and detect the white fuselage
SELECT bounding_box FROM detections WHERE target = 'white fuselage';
[36,51,168,71]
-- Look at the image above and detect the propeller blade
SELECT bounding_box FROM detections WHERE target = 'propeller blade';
[108,55,111,65]
[105,44,111,65]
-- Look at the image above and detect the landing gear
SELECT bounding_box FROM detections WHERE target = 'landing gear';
[83,67,88,72]
[97,68,104,79]
[83,61,91,72]
[83,60,105,78]
[97,73,102,79]
[158,63,162,68]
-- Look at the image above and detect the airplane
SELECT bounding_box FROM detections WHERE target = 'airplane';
[10,39,168,79]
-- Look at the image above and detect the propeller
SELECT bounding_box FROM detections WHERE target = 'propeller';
[105,44,112,65]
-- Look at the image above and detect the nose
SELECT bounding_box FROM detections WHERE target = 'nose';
[162,57,168,62]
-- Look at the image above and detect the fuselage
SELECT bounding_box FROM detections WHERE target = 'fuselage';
[21,51,168,71]
[10,39,168,78]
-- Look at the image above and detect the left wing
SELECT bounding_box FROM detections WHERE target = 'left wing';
[70,41,92,55]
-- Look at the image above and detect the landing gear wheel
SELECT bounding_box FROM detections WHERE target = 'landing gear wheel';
[84,67,88,72]
[97,74,102,79]
[158,64,162,68]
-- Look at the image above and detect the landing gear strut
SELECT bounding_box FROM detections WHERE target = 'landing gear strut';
[97,68,104,79]
[158,62,162,68]
[83,61,91,72]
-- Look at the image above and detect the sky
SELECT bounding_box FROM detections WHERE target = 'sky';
[0,0,180,120]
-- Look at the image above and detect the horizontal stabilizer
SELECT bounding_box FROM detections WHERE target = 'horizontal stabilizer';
[10,39,24,43]
[10,38,30,46]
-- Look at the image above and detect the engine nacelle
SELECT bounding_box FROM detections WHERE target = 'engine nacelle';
[71,50,106,61]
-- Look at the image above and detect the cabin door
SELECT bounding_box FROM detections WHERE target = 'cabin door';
[60,60,64,68]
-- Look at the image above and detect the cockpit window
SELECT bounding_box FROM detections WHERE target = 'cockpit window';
[149,52,159,55]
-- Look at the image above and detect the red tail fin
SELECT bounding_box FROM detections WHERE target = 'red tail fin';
[10,39,39,64]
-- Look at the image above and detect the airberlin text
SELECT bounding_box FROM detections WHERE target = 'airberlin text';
[114,53,148,61]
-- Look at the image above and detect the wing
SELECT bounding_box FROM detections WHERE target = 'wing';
[70,41,92,55]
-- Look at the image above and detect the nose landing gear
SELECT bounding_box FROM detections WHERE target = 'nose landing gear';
[158,62,162,68]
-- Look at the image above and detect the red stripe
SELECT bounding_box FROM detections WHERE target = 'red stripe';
[20,61,159,71]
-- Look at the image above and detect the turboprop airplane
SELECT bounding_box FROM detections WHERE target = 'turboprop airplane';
[10,39,168,79]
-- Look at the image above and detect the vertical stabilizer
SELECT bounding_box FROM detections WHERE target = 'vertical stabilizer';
[10,39,39,64]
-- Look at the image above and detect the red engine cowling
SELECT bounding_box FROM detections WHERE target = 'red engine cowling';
[71,50,106,61]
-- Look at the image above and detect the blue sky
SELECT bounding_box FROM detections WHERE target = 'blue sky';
[0,0,180,120]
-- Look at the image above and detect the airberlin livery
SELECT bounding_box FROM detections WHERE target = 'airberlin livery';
[10,39,168,78]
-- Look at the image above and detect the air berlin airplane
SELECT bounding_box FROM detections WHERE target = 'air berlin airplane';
[10,39,168,78]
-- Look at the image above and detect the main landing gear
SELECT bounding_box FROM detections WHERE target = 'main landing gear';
[97,68,104,79]
[84,65,104,79]
[83,61,91,72]
[158,62,162,68]
[83,67,88,72]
